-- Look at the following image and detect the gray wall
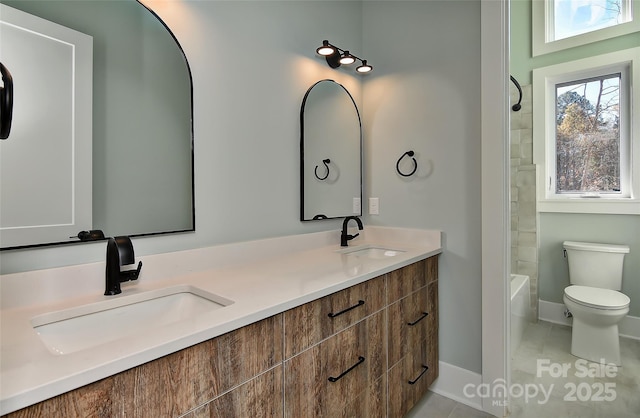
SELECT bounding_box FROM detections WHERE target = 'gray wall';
[1,1,484,375]
[539,214,640,317]
[0,0,363,271]
[362,0,482,373]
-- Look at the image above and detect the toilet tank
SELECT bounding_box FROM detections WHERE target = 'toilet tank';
[563,241,629,290]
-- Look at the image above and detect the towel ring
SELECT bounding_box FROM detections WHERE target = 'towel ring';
[396,151,417,177]
[315,159,331,180]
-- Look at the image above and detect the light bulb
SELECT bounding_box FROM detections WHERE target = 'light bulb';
[316,41,336,56]
[356,60,373,73]
[339,51,356,65]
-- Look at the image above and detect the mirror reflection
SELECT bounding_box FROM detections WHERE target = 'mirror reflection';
[0,0,194,249]
[300,80,361,221]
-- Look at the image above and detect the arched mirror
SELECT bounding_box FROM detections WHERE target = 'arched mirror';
[0,0,194,249]
[300,80,362,221]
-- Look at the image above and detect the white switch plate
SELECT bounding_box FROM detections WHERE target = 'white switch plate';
[353,197,361,214]
[369,197,379,215]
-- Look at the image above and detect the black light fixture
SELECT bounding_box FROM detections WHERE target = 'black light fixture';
[315,40,372,74]
[356,60,373,73]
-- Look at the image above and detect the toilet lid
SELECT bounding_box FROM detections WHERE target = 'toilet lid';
[564,285,630,310]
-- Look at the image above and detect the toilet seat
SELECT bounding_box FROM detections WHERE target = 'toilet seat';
[564,285,630,310]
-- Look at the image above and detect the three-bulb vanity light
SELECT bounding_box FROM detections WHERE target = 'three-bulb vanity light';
[316,40,373,74]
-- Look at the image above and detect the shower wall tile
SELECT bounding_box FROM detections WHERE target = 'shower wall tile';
[510,83,538,320]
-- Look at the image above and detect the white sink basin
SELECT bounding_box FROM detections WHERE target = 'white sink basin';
[338,245,406,260]
[31,285,233,355]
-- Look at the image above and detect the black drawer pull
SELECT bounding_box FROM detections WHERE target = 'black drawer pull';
[328,300,365,318]
[407,311,429,326]
[408,365,429,385]
[328,356,366,382]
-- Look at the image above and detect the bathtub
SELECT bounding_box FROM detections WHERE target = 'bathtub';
[511,274,532,355]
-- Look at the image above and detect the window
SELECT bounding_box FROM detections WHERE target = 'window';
[533,47,640,214]
[533,0,640,56]
[555,73,623,195]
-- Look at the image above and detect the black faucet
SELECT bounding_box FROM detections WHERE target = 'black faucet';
[105,236,142,295]
[341,216,363,247]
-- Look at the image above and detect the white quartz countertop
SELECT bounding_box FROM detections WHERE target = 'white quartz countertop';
[0,227,441,414]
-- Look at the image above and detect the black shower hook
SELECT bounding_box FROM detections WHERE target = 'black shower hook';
[314,158,330,180]
[396,151,417,177]
[510,75,522,112]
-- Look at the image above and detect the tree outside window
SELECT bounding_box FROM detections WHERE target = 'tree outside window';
[555,74,621,194]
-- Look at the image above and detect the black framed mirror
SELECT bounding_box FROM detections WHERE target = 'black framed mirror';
[300,80,362,221]
[0,0,194,250]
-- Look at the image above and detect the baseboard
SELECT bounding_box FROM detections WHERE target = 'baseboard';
[538,299,640,340]
[429,361,483,411]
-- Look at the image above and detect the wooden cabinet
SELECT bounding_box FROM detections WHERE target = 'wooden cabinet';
[387,257,439,417]
[284,256,438,418]
[5,314,284,418]
[5,256,439,418]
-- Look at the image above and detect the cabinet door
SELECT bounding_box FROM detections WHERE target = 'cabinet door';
[284,276,385,358]
[284,311,386,417]
[184,366,283,418]
[388,286,431,367]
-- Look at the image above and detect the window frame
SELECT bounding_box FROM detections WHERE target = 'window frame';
[533,47,640,214]
[533,0,640,56]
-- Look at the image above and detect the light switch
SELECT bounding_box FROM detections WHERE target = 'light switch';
[353,197,361,214]
[369,197,379,215]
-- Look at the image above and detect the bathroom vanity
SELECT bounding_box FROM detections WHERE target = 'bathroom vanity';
[0,227,441,417]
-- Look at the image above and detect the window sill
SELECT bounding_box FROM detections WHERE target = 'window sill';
[537,199,640,215]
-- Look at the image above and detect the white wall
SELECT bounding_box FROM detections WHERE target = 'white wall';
[362,1,482,374]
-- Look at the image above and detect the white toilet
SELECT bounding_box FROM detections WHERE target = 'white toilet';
[562,240,630,366]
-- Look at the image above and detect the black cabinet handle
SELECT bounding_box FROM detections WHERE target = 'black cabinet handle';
[408,365,429,385]
[328,300,365,318]
[328,356,365,382]
[407,311,429,326]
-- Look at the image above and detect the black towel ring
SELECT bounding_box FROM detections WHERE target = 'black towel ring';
[1,62,14,140]
[315,159,330,180]
[396,151,417,177]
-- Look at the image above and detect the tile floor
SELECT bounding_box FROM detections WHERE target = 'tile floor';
[405,320,640,418]
[509,320,640,418]
[406,391,493,418]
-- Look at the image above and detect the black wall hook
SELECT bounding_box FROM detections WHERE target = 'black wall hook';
[396,151,417,177]
[314,158,330,180]
[510,75,522,112]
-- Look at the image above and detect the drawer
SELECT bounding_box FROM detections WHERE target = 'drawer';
[388,340,438,418]
[284,275,385,358]
[386,257,438,304]
[387,259,425,304]
[388,286,432,367]
[284,310,386,417]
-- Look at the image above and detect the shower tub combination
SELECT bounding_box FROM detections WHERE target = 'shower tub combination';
[511,274,533,355]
